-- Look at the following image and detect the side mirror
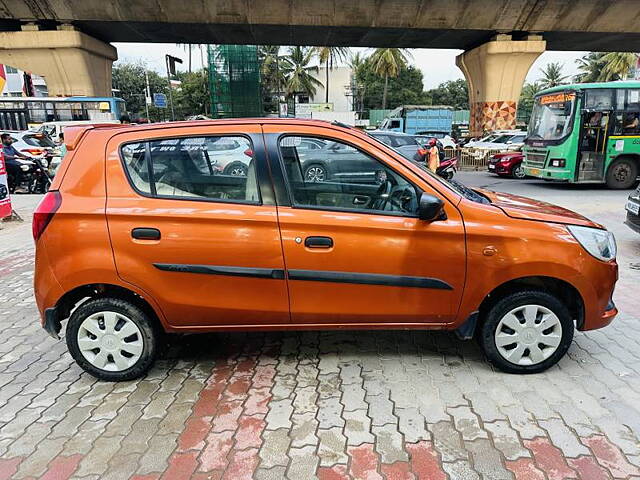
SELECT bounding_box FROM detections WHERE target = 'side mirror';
[418,193,445,222]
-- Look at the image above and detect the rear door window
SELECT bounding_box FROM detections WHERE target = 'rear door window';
[120,135,260,203]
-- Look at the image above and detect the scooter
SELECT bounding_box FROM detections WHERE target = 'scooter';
[436,156,458,180]
[28,155,52,194]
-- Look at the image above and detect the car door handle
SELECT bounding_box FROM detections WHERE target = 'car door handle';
[353,195,369,205]
[304,236,333,248]
[131,228,161,240]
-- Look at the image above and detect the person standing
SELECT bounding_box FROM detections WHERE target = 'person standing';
[427,138,440,173]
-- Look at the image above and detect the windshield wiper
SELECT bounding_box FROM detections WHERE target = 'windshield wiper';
[449,179,490,204]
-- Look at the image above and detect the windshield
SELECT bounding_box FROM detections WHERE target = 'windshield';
[528,92,576,141]
[23,134,55,147]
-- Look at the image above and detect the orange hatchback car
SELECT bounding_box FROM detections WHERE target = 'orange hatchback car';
[34,120,618,380]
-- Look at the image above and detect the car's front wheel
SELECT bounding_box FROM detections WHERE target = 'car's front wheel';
[512,165,526,179]
[66,297,160,381]
[479,291,574,374]
[304,164,327,182]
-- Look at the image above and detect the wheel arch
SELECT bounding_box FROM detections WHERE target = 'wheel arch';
[475,276,585,330]
[53,283,166,333]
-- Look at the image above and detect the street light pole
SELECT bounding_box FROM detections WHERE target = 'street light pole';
[165,55,176,121]
[144,70,151,121]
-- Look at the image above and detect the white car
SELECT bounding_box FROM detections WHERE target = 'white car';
[466,130,526,149]
[3,130,63,177]
[34,120,120,140]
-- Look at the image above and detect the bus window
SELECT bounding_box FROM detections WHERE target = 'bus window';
[628,89,640,111]
[585,89,613,110]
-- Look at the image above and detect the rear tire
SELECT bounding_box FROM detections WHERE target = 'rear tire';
[66,297,160,381]
[606,158,638,189]
[479,290,574,374]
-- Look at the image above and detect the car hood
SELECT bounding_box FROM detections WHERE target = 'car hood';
[476,189,603,228]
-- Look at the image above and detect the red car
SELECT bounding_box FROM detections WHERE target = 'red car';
[488,151,525,179]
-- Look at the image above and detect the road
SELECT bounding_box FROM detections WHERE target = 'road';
[0,174,639,480]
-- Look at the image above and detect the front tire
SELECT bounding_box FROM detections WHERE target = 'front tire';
[66,297,160,381]
[512,165,526,179]
[304,164,327,182]
[606,158,638,189]
[479,291,574,374]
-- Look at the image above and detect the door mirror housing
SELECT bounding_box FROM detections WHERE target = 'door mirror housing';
[418,193,445,221]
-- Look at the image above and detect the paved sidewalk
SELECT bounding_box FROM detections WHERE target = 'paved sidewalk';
[0,182,640,480]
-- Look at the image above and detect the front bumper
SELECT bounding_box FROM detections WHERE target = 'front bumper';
[625,209,640,234]
[523,166,573,181]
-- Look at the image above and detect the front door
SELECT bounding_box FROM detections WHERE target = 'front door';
[264,125,466,325]
[105,125,289,328]
[577,111,610,181]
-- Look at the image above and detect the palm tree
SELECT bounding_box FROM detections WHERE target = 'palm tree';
[369,48,411,109]
[539,62,569,89]
[282,47,323,99]
[259,45,285,96]
[315,47,350,103]
[601,52,638,81]
[574,52,607,83]
[177,44,197,72]
[349,51,368,76]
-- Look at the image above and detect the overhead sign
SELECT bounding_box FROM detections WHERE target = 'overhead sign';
[0,153,12,219]
[153,93,167,108]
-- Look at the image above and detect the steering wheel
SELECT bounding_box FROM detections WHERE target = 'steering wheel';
[372,180,393,211]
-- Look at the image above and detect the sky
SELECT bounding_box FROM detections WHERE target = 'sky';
[114,42,588,89]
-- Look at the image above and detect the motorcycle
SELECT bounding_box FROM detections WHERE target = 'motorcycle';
[436,156,458,181]
[7,155,51,194]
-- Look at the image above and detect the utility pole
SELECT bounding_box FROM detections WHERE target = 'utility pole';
[165,54,183,121]
[144,70,151,121]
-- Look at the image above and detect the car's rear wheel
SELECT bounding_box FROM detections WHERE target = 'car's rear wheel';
[223,162,248,177]
[479,291,573,374]
[606,158,638,189]
[66,297,160,381]
[512,165,526,179]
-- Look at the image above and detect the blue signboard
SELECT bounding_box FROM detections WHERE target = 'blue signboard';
[153,93,167,108]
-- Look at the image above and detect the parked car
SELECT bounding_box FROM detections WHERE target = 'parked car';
[488,151,526,179]
[625,184,640,234]
[415,131,456,149]
[466,130,526,149]
[367,131,424,163]
[34,120,120,140]
[35,119,618,380]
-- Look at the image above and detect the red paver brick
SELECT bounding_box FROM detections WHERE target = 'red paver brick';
[235,358,257,376]
[193,384,227,417]
[253,365,277,388]
[178,416,212,451]
[130,475,161,480]
[226,377,251,400]
[0,457,22,480]
[381,461,417,480]
[234,415,266,450]
[505,458,546,480]
[318,465,350,480]
[583,435,640,478]
[406,441,447,480]
[199,430,235,472]
[244,387,271,415]
[349,443,383,480]
[39,454,83,480]
[221,447,260,480]
[162,451,199,480]
[211,399,243,432]
[524,437,577,480]
[568,456,611,480]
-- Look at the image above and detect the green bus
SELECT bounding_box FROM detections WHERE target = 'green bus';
[523,81,640,189]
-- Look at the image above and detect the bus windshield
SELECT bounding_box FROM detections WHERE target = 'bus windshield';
[528,92,576,142]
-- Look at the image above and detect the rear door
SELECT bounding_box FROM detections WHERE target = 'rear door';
[105,124,290,328]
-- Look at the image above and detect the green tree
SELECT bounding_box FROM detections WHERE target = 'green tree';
[539,62,569,89]
[259,45,286,113]
[369,48,412,109]
[424,79,469,109]
[601,52,638,81]
[315,47,350,103]
[112,62,168,121]
[574,52,607,83]
[174,70,210,117]
[355,61,425,112]
[282,47,323,98]
[518,81,544,123]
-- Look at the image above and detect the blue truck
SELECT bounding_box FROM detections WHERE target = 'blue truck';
[379,105,454,135]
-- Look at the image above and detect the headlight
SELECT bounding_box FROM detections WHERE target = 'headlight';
[20,165,30,171]
[567,225,616,262]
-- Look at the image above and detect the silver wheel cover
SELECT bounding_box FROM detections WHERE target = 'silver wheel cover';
[306,166,325,182]
[494,305,563,366]
[77,311,144,372]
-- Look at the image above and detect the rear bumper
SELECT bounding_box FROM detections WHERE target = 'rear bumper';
[43,307,62,339]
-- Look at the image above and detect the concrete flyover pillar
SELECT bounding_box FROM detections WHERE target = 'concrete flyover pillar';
[0,27,117,97]
[456,34,546,136]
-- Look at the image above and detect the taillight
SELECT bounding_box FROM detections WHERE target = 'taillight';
[22,148,44,155]
[32,191,62,242]
[244,148,254,157]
